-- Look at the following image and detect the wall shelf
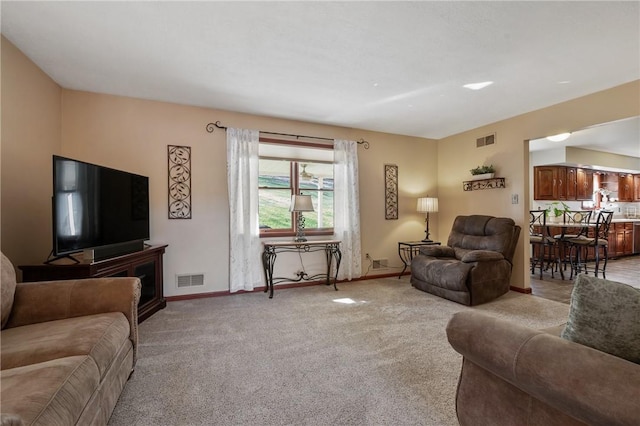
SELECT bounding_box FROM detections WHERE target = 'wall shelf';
[463,177,506,191]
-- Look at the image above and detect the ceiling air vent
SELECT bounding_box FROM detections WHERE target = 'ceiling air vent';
[476,133,496,147]
[177,273,205,288]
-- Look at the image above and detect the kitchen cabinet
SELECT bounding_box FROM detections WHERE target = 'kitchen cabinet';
[615,227,626,258]
[557,167,568,200]
[576,168,594,200]
[634,175,640,201]
[618,173,634,202]
[565,167,577,200]
[606,222,634,259]
[622,223,633,255]
[534,166,571,200]
[598,172,618,202]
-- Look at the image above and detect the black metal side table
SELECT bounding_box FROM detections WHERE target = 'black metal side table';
[398,241,441,278]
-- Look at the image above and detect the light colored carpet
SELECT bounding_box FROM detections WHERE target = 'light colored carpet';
[109,277,570,426]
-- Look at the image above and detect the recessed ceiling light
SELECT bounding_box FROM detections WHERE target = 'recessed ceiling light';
[463,81,493,90]
[373,83,379,87]
[546,132,571,142]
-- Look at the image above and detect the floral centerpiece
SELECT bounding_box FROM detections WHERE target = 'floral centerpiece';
[545,201,570,223]
[596,188,612,203]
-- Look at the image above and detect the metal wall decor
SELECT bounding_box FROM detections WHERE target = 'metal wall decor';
[168,145,192,219]
[384,164,399,220]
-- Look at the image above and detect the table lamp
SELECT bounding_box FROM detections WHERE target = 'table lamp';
[417,197,438,242]
[290,194,315,242]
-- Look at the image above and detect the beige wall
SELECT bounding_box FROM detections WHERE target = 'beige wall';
[1,36,62,269]
[3,35,637,296]
[56,90,437,296]
[437,80,640,291]
[1,33,438,292]
[0,37,437,292]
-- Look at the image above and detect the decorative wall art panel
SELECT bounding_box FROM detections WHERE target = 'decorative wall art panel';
[168,145,192,219]
[384,164,398,220]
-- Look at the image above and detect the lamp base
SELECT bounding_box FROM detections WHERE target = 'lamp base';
[421,238,433,243]
[295,214,307,242]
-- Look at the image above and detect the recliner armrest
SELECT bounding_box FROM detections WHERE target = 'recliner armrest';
[419,245,455,257]
[459,250,504,263]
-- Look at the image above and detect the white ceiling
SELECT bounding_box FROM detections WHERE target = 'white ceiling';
[1,1,639,140]
[530,116,640,158]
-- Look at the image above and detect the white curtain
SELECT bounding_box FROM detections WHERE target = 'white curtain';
[227,127,262,293]
[334,139,362,280]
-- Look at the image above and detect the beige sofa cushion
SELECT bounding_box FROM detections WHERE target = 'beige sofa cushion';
[1,355,100,426]
[1,252,17,329]
[1,312,130,380]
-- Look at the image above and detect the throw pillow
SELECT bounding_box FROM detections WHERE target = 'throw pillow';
[561,274,640,364]
[1,252,17,329]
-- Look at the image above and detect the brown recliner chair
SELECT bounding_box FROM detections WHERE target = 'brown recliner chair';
[410,215,521,306]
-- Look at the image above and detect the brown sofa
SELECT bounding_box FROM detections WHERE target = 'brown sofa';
[410,215,521,305]
[447,310,640,425]
[1,252,141,425]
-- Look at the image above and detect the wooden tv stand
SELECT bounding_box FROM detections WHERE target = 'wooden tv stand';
[20,244,168,323]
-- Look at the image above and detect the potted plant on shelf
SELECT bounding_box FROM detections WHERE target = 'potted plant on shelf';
[545,201,570,223]
[469,164,496,180]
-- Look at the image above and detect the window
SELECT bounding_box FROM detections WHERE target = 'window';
[258,141,334,237]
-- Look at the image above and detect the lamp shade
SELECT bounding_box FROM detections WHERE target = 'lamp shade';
[290,195,315,212]
[417,197,438,213]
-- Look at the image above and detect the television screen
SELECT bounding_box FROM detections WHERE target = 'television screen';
[53,156,150,256]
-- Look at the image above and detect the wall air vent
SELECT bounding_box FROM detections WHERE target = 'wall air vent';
[372,259,389,269]
[177,273,205,288]
[476,133,496,147]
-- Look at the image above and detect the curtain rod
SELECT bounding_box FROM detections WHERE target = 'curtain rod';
[205,121,370,149]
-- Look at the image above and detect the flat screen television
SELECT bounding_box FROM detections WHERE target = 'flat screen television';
[52,156,150,258]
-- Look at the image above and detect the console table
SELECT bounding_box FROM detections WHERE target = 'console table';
[398,241,441,278]
[19,244,167,322]
[262,240,341,299]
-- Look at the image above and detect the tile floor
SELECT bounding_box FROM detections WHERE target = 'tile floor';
[529,255,639,304]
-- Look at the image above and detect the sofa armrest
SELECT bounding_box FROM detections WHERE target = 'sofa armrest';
[419,245,455,257]
[7,278,141,362]
[447,311,640,425]
[459,250,504,263]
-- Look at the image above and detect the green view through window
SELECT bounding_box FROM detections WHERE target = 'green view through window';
[259,157,334,236]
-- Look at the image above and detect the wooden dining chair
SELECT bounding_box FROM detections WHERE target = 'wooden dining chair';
[529,210,561,279]
[567,210,614,279]
[553,210,593,274]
